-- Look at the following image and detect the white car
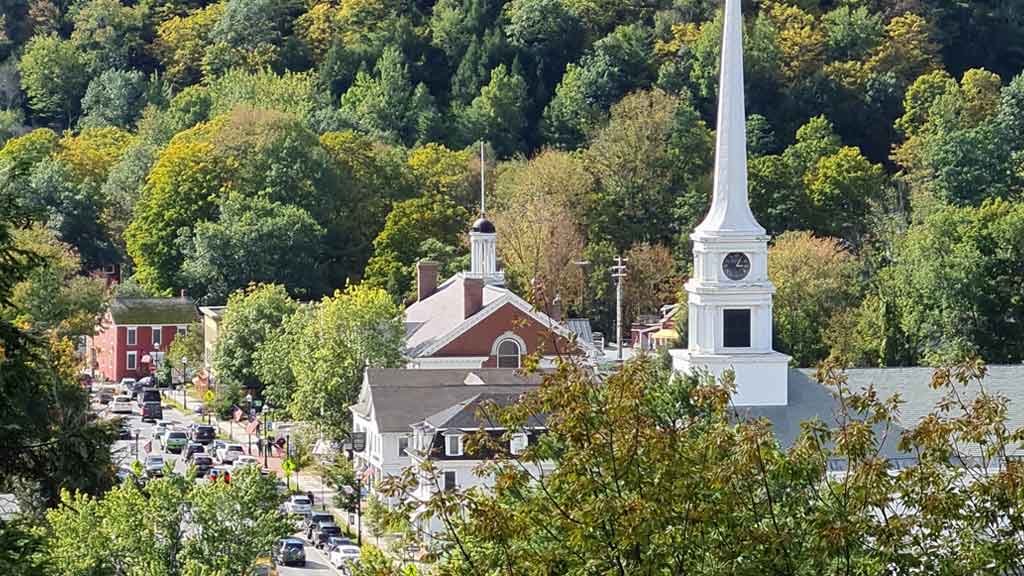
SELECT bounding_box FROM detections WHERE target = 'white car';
[216,443,245,464]
[285,495,312,516]
[329,544,361,568]
[233,455,259,468]
[118,378,137,394]
[110,395,134,414]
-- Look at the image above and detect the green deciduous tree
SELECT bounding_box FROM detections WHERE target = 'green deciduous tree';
[213,283,297,394]
[281,284,404,439]
[364,194,470,301]
[768,230,863,367]
[458,64,529,158]
[884,198,1024,364]
[181,195,327,303]
[44,466,291,576]
[79,69,149,130]
[69,0,149,76]
[584,88,713,250]
[17,34,90,124]
[543,24,656,148]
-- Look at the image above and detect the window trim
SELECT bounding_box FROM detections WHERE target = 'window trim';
[152,327,162,347]
[496,339,522,369]
[176,326,187,336]
[398,436,409,457]
[445,434,463,457]
[126,351,137,371]
[443,470,457,491]
[126,327,137,346]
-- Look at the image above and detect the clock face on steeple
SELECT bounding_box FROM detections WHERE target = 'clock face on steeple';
[722,252,751,281]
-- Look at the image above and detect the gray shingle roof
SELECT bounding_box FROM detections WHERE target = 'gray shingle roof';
[110,297,197,325]
[422,392,547,430]
[745,366,1024,458]
[356,369,543,432]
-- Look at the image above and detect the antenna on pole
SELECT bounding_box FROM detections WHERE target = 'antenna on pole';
[479,141,486,216]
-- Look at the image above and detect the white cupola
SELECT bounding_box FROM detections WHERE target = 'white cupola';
[466,143,504,284]
[670,0,790,406]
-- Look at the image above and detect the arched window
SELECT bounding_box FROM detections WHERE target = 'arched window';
[496,339,521,368]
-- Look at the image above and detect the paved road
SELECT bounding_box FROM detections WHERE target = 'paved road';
[95,391,341,575]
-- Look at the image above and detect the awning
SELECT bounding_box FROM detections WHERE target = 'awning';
[652,328,679,340]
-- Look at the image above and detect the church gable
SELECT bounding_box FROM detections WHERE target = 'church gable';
[434,302,571,361]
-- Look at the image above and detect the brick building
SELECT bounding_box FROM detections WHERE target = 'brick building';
[90,296,197,382]
[404,216,599,369]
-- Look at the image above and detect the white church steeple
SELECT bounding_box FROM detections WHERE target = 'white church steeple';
[694,0,764,238]
[670,0,790,406]
[467,142,504,284]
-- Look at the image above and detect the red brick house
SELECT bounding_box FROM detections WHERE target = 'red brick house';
[404,217,599,369]
[90,296,197,382]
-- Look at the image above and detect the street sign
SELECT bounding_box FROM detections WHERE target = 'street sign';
[351,432,366,452]
[204,390,214,403]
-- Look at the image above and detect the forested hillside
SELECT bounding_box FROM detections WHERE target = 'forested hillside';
[1,0,1023,368]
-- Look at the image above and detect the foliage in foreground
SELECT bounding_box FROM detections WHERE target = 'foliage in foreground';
[378,356,1024,575]
[42,466,292,576]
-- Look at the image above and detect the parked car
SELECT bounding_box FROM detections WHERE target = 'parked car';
[184,442,205,459]
[274,538,306,568]
[305,512,334,532]
[110,395,134,414]
[144,455,165,478]
[137,388,161,407]
[216,443,245,464]
[117,420,133,440]
[325,536,355,550]
[305,516,337,540]
[190,454,214,476]
[141,401,162,422]
[208,466,232,482]
[190,424,216,445]
[161,430,189,454]
[97,387,114,405]
[311,522,343,549]
[329,543,361,568]
[285,495,312,516]
[233,455,259,469]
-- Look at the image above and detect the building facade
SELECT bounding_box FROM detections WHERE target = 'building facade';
[91,297,197,382]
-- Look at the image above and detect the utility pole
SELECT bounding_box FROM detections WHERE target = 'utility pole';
[573,260,590,314]
[611,256,628,362]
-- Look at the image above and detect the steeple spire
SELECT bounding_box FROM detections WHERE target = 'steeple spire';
[480,140,486,216]
[693,0,765,237]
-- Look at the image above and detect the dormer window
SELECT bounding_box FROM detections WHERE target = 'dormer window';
[510,432,528,455]
[445,434,463,456]
[496,339,521,368]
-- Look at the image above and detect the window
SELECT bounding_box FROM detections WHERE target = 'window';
[723,309,751,348]
[126,327,137,346]
[126,351,137,371]
[496,339,521,368]
[510,433,528,455]
[177,326,187,336]
[398,436,409,457]
[443,470,457,491]
[152,328,161,347]
[445,434,463,456]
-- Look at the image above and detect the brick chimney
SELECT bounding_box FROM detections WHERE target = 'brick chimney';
[416,260,440,302]
[464,277,484,319]
[550,293,563,323]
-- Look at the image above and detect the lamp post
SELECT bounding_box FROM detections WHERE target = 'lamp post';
[245,393,253,455]
[263,407,271,468]
[181,357,188,411]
